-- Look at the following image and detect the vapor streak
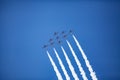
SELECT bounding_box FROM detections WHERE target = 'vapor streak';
[61,46,79,80]
[47,51,63,80]
[53,48,70,80]
[72,34,98,80]
[66,40,88,80]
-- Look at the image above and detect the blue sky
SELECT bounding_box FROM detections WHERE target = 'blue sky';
[0,0,120,80]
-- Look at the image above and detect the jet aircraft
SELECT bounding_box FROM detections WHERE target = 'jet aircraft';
[50,42,54,45]
[61,31,65,34]
[56,36,59,40]
[63,34,67,38]
[58,40,62,44]
[69,30,72,33]
[54,32,58,36]
[49,38,53,42]
[42,45,48,48]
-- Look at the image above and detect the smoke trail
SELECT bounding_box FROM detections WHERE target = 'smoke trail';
[47,51,63,80]
[72,34,98,80]
[66,40,88,80]
[53,48,70,80]
[61,46,79,80]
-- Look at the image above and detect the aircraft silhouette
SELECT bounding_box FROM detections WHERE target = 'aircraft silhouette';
[56,36,59,40]
[54,32,58,36]
[61,31,65,34]
[49,38,53,42]
[58,40,62,44]
[42,45,48,48]
[50,42,54,45]
[69,30,72,33]
[63,34,67,38]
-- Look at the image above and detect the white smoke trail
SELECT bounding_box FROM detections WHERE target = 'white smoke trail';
[61,46,79,80]
[66,40,88,80]
[53,48,70,80]
[72,34,98,80]
[47,51,63,80]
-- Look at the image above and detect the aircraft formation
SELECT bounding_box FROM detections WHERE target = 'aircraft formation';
[42,30,73,49]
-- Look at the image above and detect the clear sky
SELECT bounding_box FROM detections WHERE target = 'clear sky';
[0,0,120,80]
